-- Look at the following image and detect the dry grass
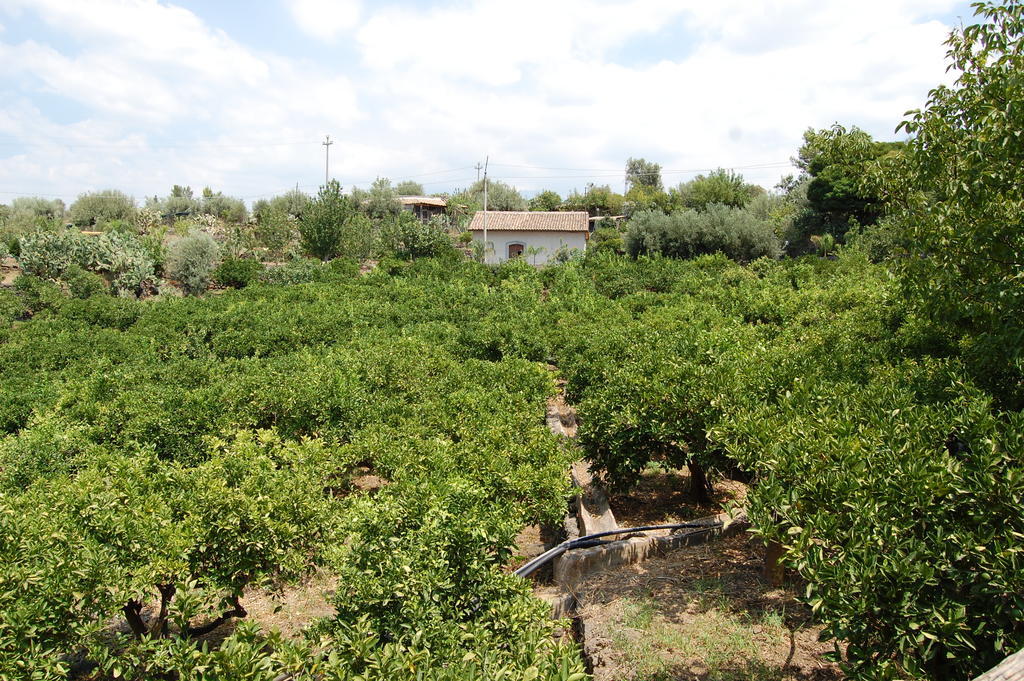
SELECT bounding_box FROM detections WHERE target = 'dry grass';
[578,534,844,681]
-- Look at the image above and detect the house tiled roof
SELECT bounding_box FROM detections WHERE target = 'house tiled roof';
[467,211,589,232]
[398,196,447,207]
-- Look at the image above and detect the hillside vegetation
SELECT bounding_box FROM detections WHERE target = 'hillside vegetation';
[0,2,1022,680]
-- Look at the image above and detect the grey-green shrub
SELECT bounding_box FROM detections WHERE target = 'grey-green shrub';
[166,232,220,295]
[17,229,157,297]
[68,190,137,227]
[625,204,781,262]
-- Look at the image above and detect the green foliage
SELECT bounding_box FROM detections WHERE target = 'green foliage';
[254,205,298,257]
[588,226,624,254]
[146,185,200,218]
[625,206,781,262]
[253,189,309,222]
[451,179,528,212]
[60,264,109,299]
[299,180,358,260]
[671,168,763,211]
[16,228,157,297]
[379,213,456,260]
[67,189,137,227]
[166,231,221,295]
[625,157,663,191]
[529,190,563,212]
[395,180,426,195]
[794,125,900,244]
[363,177,402,219]
[200,186,248,223]
[886,0,1024,409]
[213,257,266,288]
[562,183,624,217]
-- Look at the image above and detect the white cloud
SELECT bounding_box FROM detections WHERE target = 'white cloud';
[287,0,360,41]
[0,0,974,204]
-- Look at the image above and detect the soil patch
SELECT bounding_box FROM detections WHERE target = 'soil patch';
[577,533,843,681]
[240,570,338,640]
[610,467,747,529]
[1,257,19,287]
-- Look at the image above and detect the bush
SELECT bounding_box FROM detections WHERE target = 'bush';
[213,258,265,288]
[299,181,357,260]
[625,205,781,262]
[200,187,248,223]
[67,190,137,227]
[254,207,297,257]
[12,275,64,317]
[379,213,455,260]
[258,258,333,285]
[61,265,108,299]
[0,289,24,324]
[166,232,220,295]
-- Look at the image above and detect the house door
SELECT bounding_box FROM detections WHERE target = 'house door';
[508,243,524,259]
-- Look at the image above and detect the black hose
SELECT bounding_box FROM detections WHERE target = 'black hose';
[513,520,724,578]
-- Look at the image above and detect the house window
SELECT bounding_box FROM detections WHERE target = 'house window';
[507,243,525,259]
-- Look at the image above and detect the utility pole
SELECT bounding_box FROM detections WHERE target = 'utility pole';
[322,135,333,186]
[482,155,489,264]
[474,162,483,182]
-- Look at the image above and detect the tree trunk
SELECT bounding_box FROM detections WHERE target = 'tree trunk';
[765,540,785,586]
[687,460,714,504]
[186,595,247,637]
[151,583,176,637]
[123,600,148,639]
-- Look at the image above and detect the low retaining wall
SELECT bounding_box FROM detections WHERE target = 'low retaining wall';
[553,511,749,591]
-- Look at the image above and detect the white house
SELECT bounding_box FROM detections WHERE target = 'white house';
[467,211,589,265]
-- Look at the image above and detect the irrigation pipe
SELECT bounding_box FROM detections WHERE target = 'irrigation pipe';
[513,519,727,579]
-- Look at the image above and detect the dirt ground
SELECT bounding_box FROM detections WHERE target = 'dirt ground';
[610,466,747,529]
[0,257,18,287]
[577,533,844,681]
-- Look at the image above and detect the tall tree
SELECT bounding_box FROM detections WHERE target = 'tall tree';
[625,157,663,192]
[885,0,1024,408]
[795,125,902,239]
[395,181,426,196]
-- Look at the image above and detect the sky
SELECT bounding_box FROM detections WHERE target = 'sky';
[0,0,977,206]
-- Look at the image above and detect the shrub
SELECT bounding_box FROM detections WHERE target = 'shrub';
[299,180,357,260]
[67,189,137,227]
[61,265,108,299]
[166,232,220,295]
[213,258,265,288]
[625,205,781,262]
[258,258,332,285]
[254,207,297,257]
[200,187,248,223]
[0,289,24,324]
[12,275,64,317]
[379,213,454,260]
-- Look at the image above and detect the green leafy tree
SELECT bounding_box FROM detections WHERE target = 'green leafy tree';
[563,184,624,216]
[671,169,763,211]
[298,180,357,260]
[364,177,402,219]
[885,0,1024,408]
[795,125,902,242]
[200,187,248,223]
[625,157,663,191]
[450,179,527,212]
[625,206,780,262]
[395,180,426,195]
[528,190,562,212]
[68,189,137,228]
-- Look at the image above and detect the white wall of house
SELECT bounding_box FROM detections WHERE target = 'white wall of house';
[470,230,587,265]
